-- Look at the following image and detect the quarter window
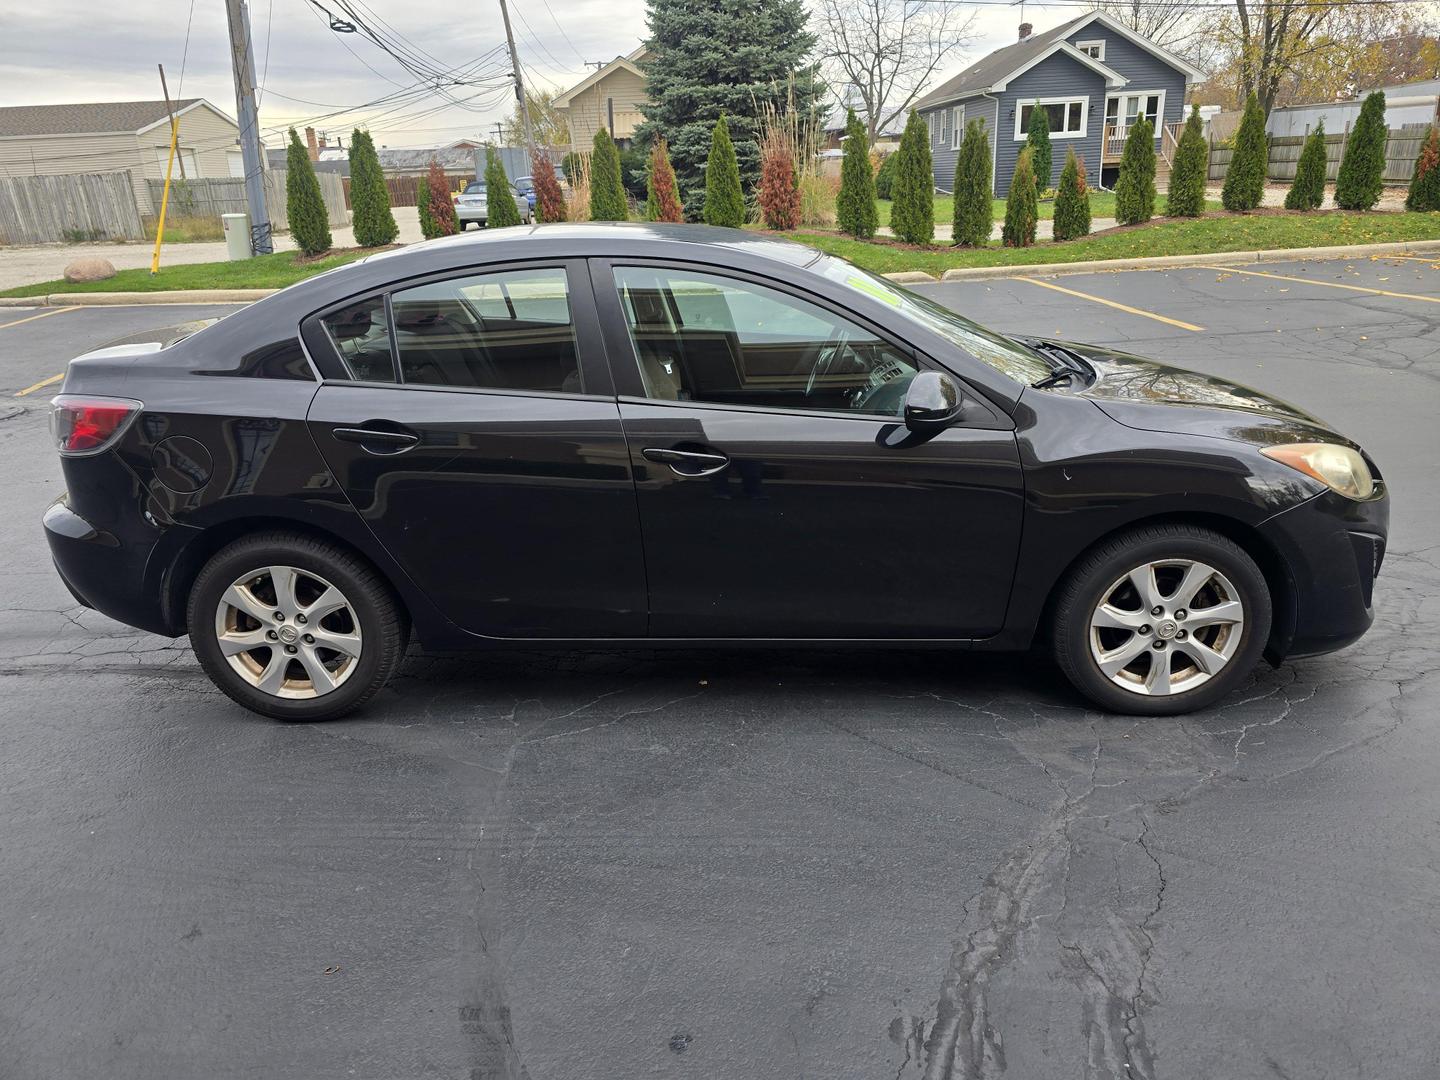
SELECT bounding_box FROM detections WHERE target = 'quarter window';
[321,297,395,383]
[613,267,920,418]
[388,267,582,393]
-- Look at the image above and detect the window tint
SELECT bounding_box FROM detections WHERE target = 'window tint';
[614,267,919,417]
[321,297,395,382]
[389,268,582,393]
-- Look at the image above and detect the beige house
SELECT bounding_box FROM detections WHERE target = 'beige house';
[553,47,650,153]
[0,99,245,215]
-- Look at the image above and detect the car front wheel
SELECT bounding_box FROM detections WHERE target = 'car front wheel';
[1052,524,1271,715]
[188,532,406,721]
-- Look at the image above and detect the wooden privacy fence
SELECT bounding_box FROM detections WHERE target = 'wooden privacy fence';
[147,171,348,228]
[0,171,145,244]
[1209,124,1433,183]
[342,172,473,208]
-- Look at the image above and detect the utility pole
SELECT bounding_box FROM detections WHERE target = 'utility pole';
[497,0,536,161]
[224,0,273,254]
[157,64,187,179]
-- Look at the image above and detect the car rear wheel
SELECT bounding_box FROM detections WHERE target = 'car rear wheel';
[1052,524,1271,715]
[188,532,406,721]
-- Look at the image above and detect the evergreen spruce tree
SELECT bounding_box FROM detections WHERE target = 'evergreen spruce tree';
[1052,148,1090,241]
[836,109,877,239]
[636,0,822,215]
[646,137,684,222]
[1335,91,1388,210]
[483,146,522,227]
[531,151,567,222]
[1406,126,1440,212]
[1025,105,1053,191]
[1113,117,1156,225]
[1222,93,1268,211]
[1001,148,1038,247]
[284,128,331,255]
[1166,105,1208,217]
[889,110,934,244]
[348,129,397,246]
[423,159,458,236]
[703,115,745,227]
[1285,122,1329,211]
[589,128,629,221]
[951,118,992,247]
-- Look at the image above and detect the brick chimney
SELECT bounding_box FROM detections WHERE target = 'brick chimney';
[304,127,319,161]
[1018,22,1033,40]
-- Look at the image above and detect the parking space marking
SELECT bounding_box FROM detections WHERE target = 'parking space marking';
[14,372,63,397]
[1377,254,1440,265]
[0,306,78,331]
[1198,265,1440,304]
[1015,277,1205,332]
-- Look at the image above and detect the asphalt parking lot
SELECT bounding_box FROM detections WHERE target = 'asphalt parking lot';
[1,254,1437,1080]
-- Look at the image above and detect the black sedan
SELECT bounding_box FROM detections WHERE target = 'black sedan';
[43,224,1388,719]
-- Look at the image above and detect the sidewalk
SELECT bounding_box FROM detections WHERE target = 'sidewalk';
[0,206,424,292]
[880,217,1121,243]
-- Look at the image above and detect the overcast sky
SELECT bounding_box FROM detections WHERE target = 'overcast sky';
[0,0,1077,148]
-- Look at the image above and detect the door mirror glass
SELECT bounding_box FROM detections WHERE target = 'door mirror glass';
[904,371,964,433]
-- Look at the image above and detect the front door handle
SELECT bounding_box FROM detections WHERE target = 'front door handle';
[642,447,730,477]
[332,426,419,454]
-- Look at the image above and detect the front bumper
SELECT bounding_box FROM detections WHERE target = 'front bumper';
[1259,485,1389,660]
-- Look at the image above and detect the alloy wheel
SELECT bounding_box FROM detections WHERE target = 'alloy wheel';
[213,565,363,699]
[1088,558,1245,697]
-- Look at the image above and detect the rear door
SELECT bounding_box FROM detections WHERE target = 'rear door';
[302,260,647,639]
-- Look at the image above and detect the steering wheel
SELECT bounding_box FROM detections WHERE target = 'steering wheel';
[805,333,857,398]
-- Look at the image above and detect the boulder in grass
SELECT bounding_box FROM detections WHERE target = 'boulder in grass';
[63,257,116,283]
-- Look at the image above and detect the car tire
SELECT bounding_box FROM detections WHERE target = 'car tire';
[1052,524,1271,715]
[187,532,407,721]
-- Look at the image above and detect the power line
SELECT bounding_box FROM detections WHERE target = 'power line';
[176,0,198,97]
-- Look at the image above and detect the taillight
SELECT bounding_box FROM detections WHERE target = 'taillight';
[50,395,143,456]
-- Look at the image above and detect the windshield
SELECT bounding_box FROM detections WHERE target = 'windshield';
[813,257,1053,385]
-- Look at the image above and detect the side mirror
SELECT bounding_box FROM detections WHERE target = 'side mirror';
[904,371,964,434]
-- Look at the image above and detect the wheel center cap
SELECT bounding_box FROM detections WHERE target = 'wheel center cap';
[277,624,299,644]
[1156,619,1178,640]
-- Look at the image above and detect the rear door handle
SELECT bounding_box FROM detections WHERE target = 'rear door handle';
[332,426,419,454]
[642,447,730,477]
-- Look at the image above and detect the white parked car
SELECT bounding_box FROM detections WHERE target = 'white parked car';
[453,180,533,228]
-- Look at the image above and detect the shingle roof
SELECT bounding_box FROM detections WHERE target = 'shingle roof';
[0,99,205,138]
[913,16,1091,110]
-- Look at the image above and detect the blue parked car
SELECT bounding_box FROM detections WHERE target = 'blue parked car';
[513,176,537,211]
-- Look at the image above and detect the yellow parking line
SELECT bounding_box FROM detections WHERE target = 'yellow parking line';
[14,372,63,397]
[1198,265,1440,304]
[1377,254,1440,264]
[0,305,79,331]
[1016,277,1205,332]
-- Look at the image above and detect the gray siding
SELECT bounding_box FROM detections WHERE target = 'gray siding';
[995,54,1106,194]
[923,94,997,193]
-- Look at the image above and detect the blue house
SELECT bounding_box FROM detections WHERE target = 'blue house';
[914,12,1204,196]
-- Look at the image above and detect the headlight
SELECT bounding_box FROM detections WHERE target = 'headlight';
[1261,442,1375,500]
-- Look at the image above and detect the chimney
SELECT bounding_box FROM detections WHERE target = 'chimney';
[1018,22,1033,40]
[305,127,319,161]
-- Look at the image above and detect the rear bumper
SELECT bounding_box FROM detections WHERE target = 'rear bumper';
[1259,485,1389,660]
[455,204,486,223]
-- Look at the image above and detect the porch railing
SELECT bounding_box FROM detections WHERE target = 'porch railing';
[1102,121,1185,164]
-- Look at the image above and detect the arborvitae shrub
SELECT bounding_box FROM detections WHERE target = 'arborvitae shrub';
[1222,93,1267,211]
[889,110,934,244]
[952,118,992,247]
[1001,148,1038,247]
[1406,126,1440,212]
[422,158,457,237]
[1114,117,1156,225]
[873,152,897,199]
[646,138,685,222]
[836,109,877,239]
[1285,122,1328,211]
[589,128,629,221]
[285,128,331,256]
[348,129,397,247]
[1052,148,1091,241]
[757,144,801,229]
[531,151,567,222]
[1166,105,1208,217]
[1025,104,1052,191]
[1335,91,1387,210]
[703,115,745,227]
[483,146,522,227]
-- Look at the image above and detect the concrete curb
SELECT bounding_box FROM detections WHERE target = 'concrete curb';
[0,289,277,308]
[936,238,1440,281]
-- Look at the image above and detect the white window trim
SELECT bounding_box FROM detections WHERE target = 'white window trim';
[1013,97,1090,140]
[952,105,965,150]
[1075,39,1106,61]
[1104,89,1167,135]
[927,111,938,146]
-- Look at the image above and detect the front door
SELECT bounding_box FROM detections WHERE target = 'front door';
[303,262,647,639]
[591,262,1025,640]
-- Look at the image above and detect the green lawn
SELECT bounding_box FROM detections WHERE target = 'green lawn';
[876,193,1229,227]
[0,249,372,298]
[788,211,1440,276]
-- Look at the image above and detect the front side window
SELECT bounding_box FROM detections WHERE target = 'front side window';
[1016,98,1087,139]
[321,296,395,383]
[389,267,582,393]
[613,267,920,417]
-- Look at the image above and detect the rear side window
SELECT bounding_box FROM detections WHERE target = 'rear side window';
[321,297,395,383]
[388,267,582,393]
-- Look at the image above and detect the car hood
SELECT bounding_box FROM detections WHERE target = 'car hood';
[1045,339,1355,449]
